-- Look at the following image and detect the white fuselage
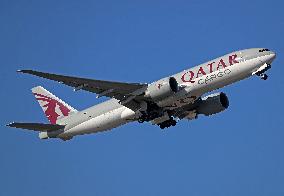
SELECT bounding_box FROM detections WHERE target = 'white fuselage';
[56,49,275,139]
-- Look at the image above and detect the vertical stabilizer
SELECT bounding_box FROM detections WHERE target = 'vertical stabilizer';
[31,86,77,124]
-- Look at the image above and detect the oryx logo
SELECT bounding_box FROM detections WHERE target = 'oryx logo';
[33,93,71,124]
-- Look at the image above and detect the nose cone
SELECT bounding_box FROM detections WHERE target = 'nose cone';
[268,51,276,64]
[271,51,276,60]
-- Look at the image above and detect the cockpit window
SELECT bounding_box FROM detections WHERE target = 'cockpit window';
[259,48,270,52]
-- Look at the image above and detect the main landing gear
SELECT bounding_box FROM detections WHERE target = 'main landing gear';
[137,102,165,123]
[138,111,162,123]
[138,112,177,129]
[137,101,177,129]
[158,117,177,129]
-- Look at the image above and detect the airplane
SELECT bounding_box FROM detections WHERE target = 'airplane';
[7,48,276,140]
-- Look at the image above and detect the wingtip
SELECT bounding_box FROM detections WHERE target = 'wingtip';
[6,122,15,127]
[17,69,31,73]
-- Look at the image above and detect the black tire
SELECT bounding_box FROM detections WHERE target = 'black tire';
[263,74,268,80]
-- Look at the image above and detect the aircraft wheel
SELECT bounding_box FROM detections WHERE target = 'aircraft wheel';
[260,73,268,80]
[262,74,268,80]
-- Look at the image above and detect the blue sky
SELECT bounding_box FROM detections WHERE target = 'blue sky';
[1,0,284,195]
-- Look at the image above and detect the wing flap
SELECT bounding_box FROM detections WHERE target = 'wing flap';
[7,122,65,132]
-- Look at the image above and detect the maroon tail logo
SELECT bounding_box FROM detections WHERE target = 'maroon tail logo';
[34,93,71,124]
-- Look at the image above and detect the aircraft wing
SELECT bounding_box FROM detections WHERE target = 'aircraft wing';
[7,122,65,132]
[18,70,148,110]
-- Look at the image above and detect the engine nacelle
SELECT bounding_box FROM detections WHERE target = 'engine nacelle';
[145,77,179,101]
[197,92,229,116]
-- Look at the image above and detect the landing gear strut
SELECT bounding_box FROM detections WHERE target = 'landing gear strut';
[158,117,177,129]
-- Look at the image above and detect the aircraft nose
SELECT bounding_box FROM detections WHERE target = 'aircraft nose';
[271,51,276,59]
[259,49,276,65]
[269,51,276,63]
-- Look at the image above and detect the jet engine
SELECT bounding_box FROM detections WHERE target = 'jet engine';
[197,92,229,116]
[145,77,179,101]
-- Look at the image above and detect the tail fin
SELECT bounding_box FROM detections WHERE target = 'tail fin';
[32,86,77,124]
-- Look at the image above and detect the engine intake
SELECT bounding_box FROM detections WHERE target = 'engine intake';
[197,92,229,116]
[145,77,179,101]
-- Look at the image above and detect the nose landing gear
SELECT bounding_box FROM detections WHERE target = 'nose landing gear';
[259,73,268,80]
[253,63,271,81]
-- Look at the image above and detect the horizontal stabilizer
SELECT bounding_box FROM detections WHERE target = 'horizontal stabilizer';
[7,122,65,132]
